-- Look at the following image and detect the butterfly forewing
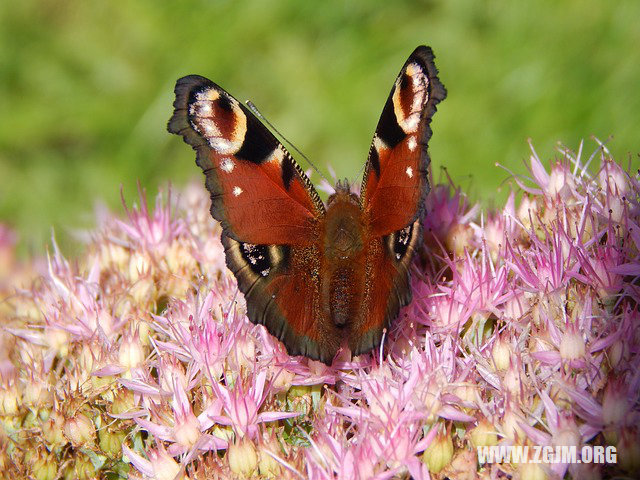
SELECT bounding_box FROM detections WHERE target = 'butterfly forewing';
[168,75,325,245]
[360,46,447,236]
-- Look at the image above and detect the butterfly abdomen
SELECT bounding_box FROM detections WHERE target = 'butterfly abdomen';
[322,190,367,329]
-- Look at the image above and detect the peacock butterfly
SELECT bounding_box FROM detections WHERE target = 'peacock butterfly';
[168,46,446,364]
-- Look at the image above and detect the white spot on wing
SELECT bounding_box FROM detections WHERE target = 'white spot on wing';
[405,63,420,77]
[373,135,388,153]
[407,63,426,113]
[406,166,413,178]
[403,114,420,132]
[268,145,285,165]
[407,136,417,151]
[233,186,243,196]
[220,158,235,173]
[209,138,235,152]
[197,102,212,116]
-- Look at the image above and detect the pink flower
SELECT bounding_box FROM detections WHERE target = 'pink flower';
[118,186,185,254]
[133,374,228,460]
[207,364,302,441]
[4,141,640,479]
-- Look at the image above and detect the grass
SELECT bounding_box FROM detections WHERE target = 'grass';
[1,0,639,255]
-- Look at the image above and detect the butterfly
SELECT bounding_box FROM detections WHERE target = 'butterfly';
[168,46,446,364]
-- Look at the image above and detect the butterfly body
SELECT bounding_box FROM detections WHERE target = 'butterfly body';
[322,184,366,327]
[169,46,446,363]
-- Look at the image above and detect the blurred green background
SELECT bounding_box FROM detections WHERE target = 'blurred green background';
[1,0,639,256]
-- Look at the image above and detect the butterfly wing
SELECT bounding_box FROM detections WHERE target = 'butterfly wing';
[169,75,325,245]
[222,235,341,362]
[351,46,446,355]
[169,77,340,362]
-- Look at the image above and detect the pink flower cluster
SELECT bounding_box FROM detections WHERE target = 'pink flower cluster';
[1,141,638,479]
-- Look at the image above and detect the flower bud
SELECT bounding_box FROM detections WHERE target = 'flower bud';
[258,438,282,477]
[503,363,523,398]
[63,412,96,447]
[559,329,585,361]
[503,293,530,321]
[45,327,70,357]
[517,195,538,229]
[454,384,476,404]
[422,429,453,473]
[448,450,478,480]
[501,407,525,440]
[99,242,129,271]
[148,448,183,480]
[599,160,629,196]
[492,337,511,371]
[607,340,624,369]
[602,380,629,426]
[470,417,498,447]
[164,274,190,298]
[130,276,156,305]
[270,368,295,393]
[129,252,151,282]
[42,412,66,446]
[228,438,259,477]
[118,332,145,371]
[63,454,96,480]
[619,428,640,474]
[173,411,201,448]
[29,451,57,480]
[99,428,127,456]
[552,414,581,449]
[446,222,474,257]
[165,241,197,274]
[0,382,20,415]
[111,388,135,415]
[23,376,50,408]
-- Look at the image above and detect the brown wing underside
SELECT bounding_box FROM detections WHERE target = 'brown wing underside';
[223,218,422,363]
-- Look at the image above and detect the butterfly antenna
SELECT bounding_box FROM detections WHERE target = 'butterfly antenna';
[246,100,330,184]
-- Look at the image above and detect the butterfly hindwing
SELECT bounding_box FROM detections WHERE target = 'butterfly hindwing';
[168,75,325,245]
[350,46,446,356]
[222,234,341,362]
[350,217,423,355]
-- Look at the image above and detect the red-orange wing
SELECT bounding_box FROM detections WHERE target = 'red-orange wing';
[168,76,324,245]
[350,46,446,355]
[169,76,340,362]
[360,46,446,237]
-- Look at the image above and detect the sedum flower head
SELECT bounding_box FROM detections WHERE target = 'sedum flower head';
[1,142,639,479]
